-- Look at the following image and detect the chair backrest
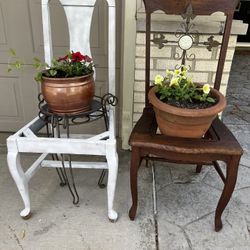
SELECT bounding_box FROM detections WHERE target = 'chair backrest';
[143,0,239,106]
[143,0,239,15]
[41,0,116,95]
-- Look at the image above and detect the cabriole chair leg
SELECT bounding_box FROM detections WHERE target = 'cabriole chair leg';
[129,148,141,220]
[214,156,240,231]
[7,150,31,219]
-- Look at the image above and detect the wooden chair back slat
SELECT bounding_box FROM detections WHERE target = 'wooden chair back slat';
[143,0,239,15]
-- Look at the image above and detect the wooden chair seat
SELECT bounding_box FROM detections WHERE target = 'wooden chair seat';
[130,107,242,159]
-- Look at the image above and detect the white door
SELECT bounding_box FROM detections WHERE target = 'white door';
[0,0,121,132]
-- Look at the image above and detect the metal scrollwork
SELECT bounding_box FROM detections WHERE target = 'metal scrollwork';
[38,93,45,110]
[38,93,118,128]
[175,64,192,71]
[174,50,195,64]
[203,36,221,51]
[150,3,223,68]
[101,93,118,107]
[173,51,183,61]
[101,93,118,130]
[181,4,196,22]
[151,34,169,49]
[186,53,196,61]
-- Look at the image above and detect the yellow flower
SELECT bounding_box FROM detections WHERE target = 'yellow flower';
[170,77,179,87]
[166,69,174,75]
[174,69,180,75]
[155,74,164,85]
[203,84,210,94]
[181,65,188,73]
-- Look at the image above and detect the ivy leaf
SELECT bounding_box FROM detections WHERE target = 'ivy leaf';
[34,72,42,82]
[49,69,57,76]
[33,62,42,70]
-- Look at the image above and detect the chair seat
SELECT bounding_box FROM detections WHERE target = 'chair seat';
[129,107,243,162]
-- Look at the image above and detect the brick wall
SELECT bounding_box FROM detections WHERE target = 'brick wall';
[132,32,237,125]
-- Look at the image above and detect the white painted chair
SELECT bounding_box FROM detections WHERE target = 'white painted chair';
[7,0,118,222]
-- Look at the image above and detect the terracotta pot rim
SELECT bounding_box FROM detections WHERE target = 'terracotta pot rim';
[41,72,94,82]
[148,86,227,117]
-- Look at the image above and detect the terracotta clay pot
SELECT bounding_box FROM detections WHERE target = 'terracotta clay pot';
[148,86,227,138]
[41,73,94,115]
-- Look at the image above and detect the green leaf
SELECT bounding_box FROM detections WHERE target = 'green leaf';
[33,57,41,63]
[15,61,22,69]
[160,95,165,100]
[34,72,42,82]
[33,62,42,70]
[207,97,216,103]
[49,69,57,76]
[9,48,16,56]
[51,58,58,66]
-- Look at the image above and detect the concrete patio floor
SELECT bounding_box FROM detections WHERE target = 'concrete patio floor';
[0,52,250,249]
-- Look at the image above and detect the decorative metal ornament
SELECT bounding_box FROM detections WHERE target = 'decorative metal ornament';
[151,3,222,67]
[181,4,196,22]
[204,35,221,51]
[151,34,168,49]
[178,35,193,50]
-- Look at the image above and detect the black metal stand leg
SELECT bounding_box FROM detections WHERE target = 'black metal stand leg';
[47,115,79,205]
[39,95,119,206]
[60,154,79,204]
[65,118,79,204]
[98,169,107,188]
[55,165,67,187]
[46,121,67,186]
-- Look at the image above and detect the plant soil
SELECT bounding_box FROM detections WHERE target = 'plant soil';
[165,99,218,109]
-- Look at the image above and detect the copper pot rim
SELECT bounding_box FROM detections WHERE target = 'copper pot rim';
[41,71,94,82]
[148,85,227,118]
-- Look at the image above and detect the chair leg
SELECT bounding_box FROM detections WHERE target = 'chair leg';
[106,145,118,222]
[7,151,31,219]
[129,148,141,220]
[196,164,202,173]
[214,156,240,232]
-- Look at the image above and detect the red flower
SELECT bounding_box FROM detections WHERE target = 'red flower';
[84,55,92,63]
[57,54,68,62]
[71,51,85,62]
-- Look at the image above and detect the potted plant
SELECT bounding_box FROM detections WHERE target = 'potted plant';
[8,50,94,114]
[148,66,227,138]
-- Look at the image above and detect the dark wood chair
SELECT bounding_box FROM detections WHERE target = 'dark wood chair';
[129,0,243,232]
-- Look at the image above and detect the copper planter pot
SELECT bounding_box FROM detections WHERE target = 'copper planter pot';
[148,86,227,138]
[41,73,94,115]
